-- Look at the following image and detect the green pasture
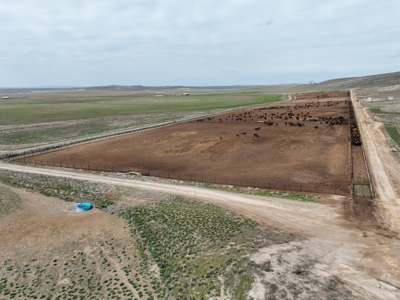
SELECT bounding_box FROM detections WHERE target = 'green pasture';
[385,125,400,146]
[0,91,281,125]
[369,108,395,114]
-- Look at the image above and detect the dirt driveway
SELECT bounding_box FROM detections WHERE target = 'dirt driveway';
[0,161,399,299]
[350,90,400,230]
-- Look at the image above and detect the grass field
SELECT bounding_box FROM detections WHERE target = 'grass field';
[0,113,184,146]
[369,108,393,114]
[0,91,281,126]
[359,89,400,152]
[385,125,400,146]
[0,88,282,150]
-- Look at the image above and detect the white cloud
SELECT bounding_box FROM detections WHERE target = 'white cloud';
[0,0,399,86]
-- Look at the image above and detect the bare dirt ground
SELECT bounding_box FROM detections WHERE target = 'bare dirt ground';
[0,162,399,299]
[0,186,126,260]
[0,182,169,299]
[27,97,351,192]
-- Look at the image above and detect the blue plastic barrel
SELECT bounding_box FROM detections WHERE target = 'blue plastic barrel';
[76,202,92,211]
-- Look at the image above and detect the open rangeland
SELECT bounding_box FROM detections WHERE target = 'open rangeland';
[2,80,400,299]
[0,164,399,299]
[26,96,351,194]
[0,87,281,152]
[0,175,301,300]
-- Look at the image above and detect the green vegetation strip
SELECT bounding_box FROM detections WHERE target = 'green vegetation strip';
[353,185,373,198]
[370,108,394,114]
[0,115,180,145]
[385,125,400,146]
[353,178,370,185]
[187,182,318,202]
[121,196,292,299]
[0,170,114,209]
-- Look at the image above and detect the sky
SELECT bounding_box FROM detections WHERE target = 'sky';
[1,0,399,87]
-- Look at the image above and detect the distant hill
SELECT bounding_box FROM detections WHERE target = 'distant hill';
[1,71,399,93]
[85,84,300,91]
[285,71,400,92]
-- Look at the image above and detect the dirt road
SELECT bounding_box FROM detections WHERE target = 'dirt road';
[350,90,400,230]
[0,161,399,299]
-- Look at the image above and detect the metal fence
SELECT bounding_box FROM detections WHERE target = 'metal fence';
[15,157,350,196]
[3,99,355,197]
[0,108,245,161]
[349,90,375,198]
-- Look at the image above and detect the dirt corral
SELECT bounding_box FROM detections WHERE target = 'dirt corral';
[26,96,351,194]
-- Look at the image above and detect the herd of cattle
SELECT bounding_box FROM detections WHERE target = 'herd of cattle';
[351,124,362,146]
[194,99,363,146]
[195,100,352,138]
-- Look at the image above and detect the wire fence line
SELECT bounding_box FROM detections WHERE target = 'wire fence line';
[1,98,354,196]
[15,157,350,196]
[0,120,189,160]
[349,90,375,198]
[0,108,247,161]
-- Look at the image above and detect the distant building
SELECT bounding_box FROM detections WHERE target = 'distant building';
[309,81,316,85]
[367,97,372,101]
[155,95,164,97]
[387,96,394,100]
[183,93,190,96]
[2,96,9,99]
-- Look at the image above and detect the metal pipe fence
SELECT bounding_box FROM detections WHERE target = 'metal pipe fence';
[15,157,350,196]
[3,98,355,197]
[0,107,247,161]
[349,89,375,198]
